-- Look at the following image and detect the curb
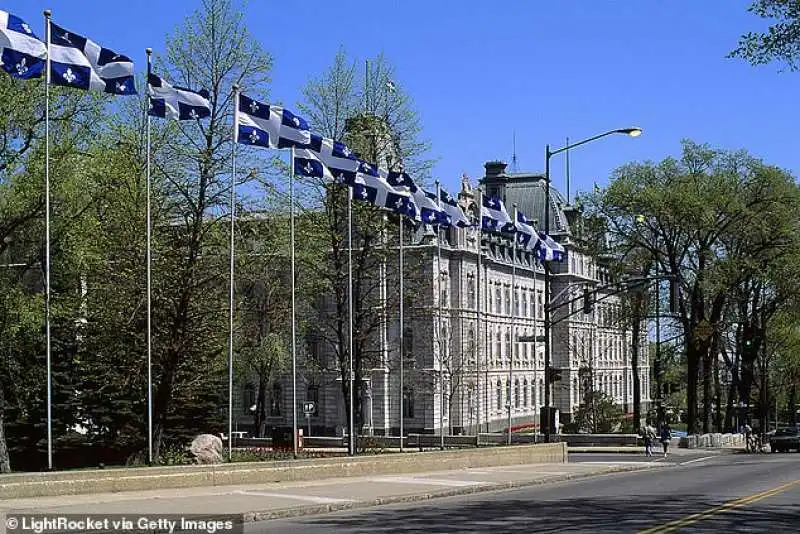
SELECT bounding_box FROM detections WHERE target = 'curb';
[239,464,654,523]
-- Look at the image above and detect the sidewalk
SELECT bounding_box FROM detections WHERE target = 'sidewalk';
[0,462,657,523]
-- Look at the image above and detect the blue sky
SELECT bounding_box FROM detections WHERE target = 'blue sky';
[5,0,795,200]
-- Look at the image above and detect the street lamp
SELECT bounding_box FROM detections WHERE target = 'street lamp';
[542,127,642,443]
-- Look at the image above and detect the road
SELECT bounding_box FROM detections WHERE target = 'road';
[252,452,800,533]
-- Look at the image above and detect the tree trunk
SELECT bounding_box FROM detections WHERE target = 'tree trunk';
[255,379,267,438]
[789,385,797,426]
[713,347,722,432]
[630,290,643,430]
[724,366,738,432]
[0,382,10,473]
[702,349,712,434]
[686,342,700,435]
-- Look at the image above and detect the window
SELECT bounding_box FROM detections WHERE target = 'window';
[403,387,415,418]
[403,327,414,369]
[467,277,476,309]
[505,286,511,315]
[514,379,520,408]
[537,292,543,318]
[505,330,511,363]
[306,385,319,416]
[522,290,528,317]
[270,383,282,416]
[496,380,503,411]
[573,378,579,404]
[495,286,502,314]
[440,276,449,308]
[523,379,529,407]
[514,288,520,317]
[495,329,501,365]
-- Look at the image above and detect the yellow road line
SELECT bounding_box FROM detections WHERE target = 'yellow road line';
[639,479,800,533]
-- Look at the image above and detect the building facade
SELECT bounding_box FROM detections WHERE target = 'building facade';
[233,161,650,436]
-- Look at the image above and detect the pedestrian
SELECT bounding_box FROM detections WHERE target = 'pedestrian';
[642,423,655,457]
[660,424,672,458]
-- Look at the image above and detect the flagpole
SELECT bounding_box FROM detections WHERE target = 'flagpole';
[398,218,404,452]
[436,181,444,451]
[145,47,153,465]
[43,8,53,471]
[228,84,239,462]
[509,205,518,446]
[475,189,482,437]
[348,186,355,456]
[291,146,298,459]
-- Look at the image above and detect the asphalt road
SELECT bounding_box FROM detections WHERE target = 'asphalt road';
[251,452,800,533]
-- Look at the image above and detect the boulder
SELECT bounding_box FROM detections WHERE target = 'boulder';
[189,434,224,464]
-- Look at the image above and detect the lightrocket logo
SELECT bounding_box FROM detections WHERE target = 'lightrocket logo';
[5,514,238,534]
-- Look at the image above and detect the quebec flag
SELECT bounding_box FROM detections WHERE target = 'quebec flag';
[515,210,540,252]
[439,187,471,228]
[537,232,566,262]
[148,73,210,120]
[481,195,513,233]
[386,172,442,225]
[294,135,359,187]
[0,10,46,79]
[48,22,135,95]
[235,93,310,149]
[354,160,415,218]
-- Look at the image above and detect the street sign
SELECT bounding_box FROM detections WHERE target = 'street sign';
[303,401,315,415]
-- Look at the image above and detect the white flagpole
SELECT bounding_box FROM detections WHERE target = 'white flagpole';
[228,85,239,462]
[475,189,482,437]
[291,146,298,458]
[509,205,518,445]
[436,181,444,451]
[43,8,53,471]
[145,47,153,465]
[398,218,404,452]
[347,186,355,456]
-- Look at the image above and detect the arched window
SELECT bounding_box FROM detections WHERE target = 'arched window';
[514,379,521,408]
[495,286,502,314]
[496,379,503,411]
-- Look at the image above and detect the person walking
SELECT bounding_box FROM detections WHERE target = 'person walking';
[660,424,672,458]
[642,423,656,457]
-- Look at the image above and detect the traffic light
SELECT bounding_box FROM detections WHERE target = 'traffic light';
[582,288,592,314]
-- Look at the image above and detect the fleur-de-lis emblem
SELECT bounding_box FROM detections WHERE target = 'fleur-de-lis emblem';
[359,188,369,199]
[62,32,72,44]
[249,100,259,114]
[249,130,259,144]
[21,23,31,34]
[292,116,300,127]
[395,198,405,210]
[116,82,126,93]
[15,59,28,75]
[361,162,371,173]
[189,109,199,120]
[303,163,314,175]
[342,147,351,157]
[336,173,346,183]
[63,68,76,84]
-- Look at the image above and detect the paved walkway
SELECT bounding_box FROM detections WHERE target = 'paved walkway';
[0,462,658,523]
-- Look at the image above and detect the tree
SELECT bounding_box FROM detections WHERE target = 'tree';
[571,392,624,434]
[144,0,273,458]
[730,1,800,70]
[298,50,432,441]
[582,140,800,435]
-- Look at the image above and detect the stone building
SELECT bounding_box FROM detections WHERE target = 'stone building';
[233,160,650,436]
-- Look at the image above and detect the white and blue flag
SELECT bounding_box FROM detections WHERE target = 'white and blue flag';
[148,73,210,120]
[481,195,513,233]
[515,210,540,252]
[0,10,46,79]
[294,135,360,187]
[235,93,310,149]
[439,187,471,228]
[537,232,566,262]
[386,172,444,224]
[354,160,415,217]
[48,22,135,95]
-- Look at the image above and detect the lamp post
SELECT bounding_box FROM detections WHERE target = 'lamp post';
[543,127,641,443]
